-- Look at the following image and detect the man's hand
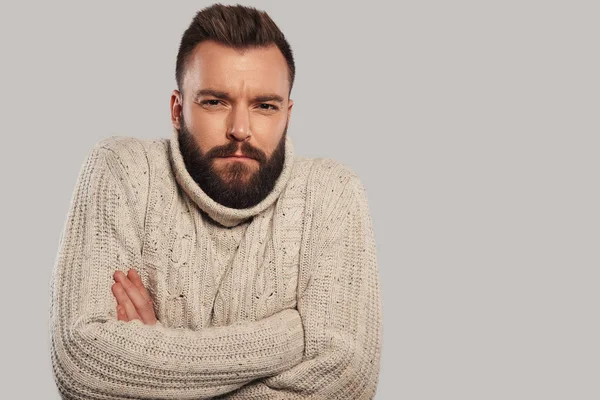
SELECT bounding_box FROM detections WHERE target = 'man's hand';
[112,269,157,325]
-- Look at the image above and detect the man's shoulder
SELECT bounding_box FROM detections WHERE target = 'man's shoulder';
[91,135,171,175]
[88,135,174,197]
[293,155,357,177]
[94,135,169,161]
[291,156,362,201]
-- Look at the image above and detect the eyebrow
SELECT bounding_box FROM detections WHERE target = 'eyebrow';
[194,88,284,104]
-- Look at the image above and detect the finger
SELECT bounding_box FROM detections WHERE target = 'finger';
[111,281,141,322]
[117,305,128,322]
[111,280,128,305]
[114,271,155,324]
[127,269,152,304]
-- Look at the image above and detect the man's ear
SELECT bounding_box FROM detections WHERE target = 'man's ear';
[287,99,294,121]
[170,89,183,130]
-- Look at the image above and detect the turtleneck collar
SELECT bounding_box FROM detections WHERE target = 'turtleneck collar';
[169,128,295,228]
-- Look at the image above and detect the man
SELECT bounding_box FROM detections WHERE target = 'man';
[49,4,382,399]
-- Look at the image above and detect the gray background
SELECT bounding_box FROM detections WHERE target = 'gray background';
[1,1,598,398]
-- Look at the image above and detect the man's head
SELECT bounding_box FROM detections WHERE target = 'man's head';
[170,4,295,209]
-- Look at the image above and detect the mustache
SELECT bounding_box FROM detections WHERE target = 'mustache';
[204,140,267,163]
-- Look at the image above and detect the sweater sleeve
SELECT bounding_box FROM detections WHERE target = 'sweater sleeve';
[49,143,305,400]
[216,170,383,399]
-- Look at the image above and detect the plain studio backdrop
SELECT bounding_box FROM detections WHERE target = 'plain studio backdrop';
[0,1,598,399]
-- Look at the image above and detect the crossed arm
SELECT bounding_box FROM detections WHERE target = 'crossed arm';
[50,145,305,399]
[50,143,381,399]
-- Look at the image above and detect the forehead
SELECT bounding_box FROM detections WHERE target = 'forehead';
[183,40,289,97]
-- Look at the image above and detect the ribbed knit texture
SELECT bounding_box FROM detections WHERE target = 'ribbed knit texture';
[49,128,382,399]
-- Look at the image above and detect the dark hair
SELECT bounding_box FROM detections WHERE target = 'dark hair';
[175,3,295,96]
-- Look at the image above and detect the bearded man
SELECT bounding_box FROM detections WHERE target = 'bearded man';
[50,4,382,399]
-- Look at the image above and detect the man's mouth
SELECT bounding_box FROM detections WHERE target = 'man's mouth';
[221,153,254,160]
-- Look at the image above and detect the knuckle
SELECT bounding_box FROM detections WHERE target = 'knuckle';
[139,299,153,311]
[120,296,133,306]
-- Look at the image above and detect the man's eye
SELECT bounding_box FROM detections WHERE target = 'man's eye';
[202,100,221,107]
[259,103,278,111]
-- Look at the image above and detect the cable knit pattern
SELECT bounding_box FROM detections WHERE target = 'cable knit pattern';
[49,128,382,399]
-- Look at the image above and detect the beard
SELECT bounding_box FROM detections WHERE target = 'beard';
[177,116,287,209]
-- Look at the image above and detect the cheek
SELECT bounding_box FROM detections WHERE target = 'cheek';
[187,109,227,151]
[251,116,287,153]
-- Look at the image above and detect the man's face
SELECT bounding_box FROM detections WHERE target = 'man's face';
[170,40,294,209]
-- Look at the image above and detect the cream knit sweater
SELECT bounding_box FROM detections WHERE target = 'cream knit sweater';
[49,128,382,399]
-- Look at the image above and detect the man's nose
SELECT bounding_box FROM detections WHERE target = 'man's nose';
[226,105,251,142]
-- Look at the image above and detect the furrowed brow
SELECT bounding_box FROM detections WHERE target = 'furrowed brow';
[253,94,284,104]
[194,89,284,104]
[194,89,232,101]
